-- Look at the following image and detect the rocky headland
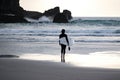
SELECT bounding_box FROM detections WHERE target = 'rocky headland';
[0,0,72,23]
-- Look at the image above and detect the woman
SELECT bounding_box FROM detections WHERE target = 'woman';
[59,29,70,62]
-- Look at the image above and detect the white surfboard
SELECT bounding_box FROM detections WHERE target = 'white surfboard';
[59,37,74,46]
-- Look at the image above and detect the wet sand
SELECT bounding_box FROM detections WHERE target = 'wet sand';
[0,58,120,80]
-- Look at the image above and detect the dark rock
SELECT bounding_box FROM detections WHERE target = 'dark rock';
[25,6,73,22]
[0,55,19,58]
[0,0,72,23]
[24,11,43,19]
[53,13,68,23]
[44,7,60,18]
[0,0,24,16]
[0,0,27,23]
[0,14,27,23]
[63,10,72,20]
[51,7,72,23]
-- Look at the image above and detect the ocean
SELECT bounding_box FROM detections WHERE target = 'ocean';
[0,17,120,68]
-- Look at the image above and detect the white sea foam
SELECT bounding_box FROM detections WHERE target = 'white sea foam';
[0,22,120,42]
[38,16,52,22]
[25,16,52,23]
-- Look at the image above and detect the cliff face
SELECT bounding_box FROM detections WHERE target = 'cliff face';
[0,0,24,15]
[0,0,27,23]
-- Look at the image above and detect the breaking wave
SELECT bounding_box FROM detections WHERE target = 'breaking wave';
[70,17,120,26]
[0,17,120,43]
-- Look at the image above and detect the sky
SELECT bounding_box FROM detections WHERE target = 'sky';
[20,0,120,17]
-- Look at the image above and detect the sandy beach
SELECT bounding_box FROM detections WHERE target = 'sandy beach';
[0,58,120,80]
[0,41,120,80]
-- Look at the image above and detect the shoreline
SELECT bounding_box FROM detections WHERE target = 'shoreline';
[1,49,120,69]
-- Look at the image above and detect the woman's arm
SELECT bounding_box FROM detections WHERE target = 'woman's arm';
[59,35,61,45]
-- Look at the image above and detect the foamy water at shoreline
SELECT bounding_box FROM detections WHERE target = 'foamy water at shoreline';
[20,51,120,69]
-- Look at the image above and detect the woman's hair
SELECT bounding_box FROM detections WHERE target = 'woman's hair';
[61,29,65,33]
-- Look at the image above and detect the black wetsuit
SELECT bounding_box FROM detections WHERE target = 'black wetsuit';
[59,33,69,54]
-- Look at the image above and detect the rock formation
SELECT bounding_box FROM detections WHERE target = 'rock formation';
[24,7,60,20]
[63,10,72,20]
[53,9,72,23]
[24,11,43,19]
[44,7,72,23]
[53,13,68,23]
[0,0,72,23]
[0,0,23,15]
[0,0,27,23]
[44,7,60,18]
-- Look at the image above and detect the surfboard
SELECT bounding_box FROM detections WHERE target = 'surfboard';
[59,37,74,46]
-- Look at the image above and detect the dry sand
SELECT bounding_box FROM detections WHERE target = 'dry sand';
[0,58,120,80]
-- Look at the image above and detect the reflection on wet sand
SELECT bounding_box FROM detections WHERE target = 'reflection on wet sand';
[20,51,120,69]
